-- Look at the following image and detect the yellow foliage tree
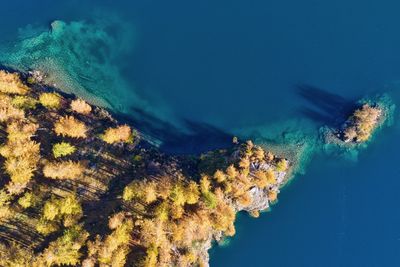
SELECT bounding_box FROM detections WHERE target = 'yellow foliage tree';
[40,225,89,266]
[39,92,62,109]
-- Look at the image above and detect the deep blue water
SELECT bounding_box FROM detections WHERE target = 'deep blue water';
[1,1,400,266]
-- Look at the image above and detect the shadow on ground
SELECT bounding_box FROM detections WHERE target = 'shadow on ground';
[115,107,233,155]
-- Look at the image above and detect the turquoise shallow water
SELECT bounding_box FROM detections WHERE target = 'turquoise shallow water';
[1,1,400,266]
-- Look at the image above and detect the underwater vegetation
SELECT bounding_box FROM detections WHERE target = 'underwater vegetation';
[0,17,147,115]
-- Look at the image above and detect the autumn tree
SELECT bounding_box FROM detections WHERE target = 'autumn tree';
[39,92,62,109]
[0,121,40,191]
[275,159,288,172]
[52,142,76,158]
[70,99,92,114]
[101,125,132,144]
[40,225,89,266]
[0,70,30,95]
[43,161,85,179]
[11,95,38,109]
[123,180,157,204]
[343,104,382,143]
[98,218,134,265]
[0,94,24,122]
[54,115,88,138]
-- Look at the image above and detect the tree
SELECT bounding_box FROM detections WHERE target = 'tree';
[109,212,126,230]
[268,190,278,202]
[343,104,382,143]
[43,161,85,179]
[275,159,288,172]
[41,225,89,266]
[239,157,250,170]
[11,95,38,109]
[265,169,277,185]
[253,170,268,189]
[0,242,34,267]
[36,219,59,236]
[202,191,217,209]
[43,199,60,221]
[253,146,265,161]
[170,183,186,206]
[0,70,30,95]
[123,180,157,204]
[39,92,62,109]
[154,201,169,222]
[185,181,200,204]
[54,115,87,138]
[213,170,226,183]
[101,125,132,144]
[52,142,76,158]
[226,164,238,179]
[199,175,211,193]
[0,121,40,189]
[59,194,82,217]
[70,99,92,114]
[99,219,133,265]
[18,192,38,209]
[0,95,25,122]
[143,243,158,267]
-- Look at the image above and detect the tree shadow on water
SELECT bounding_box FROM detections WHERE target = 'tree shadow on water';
[297,84,359,127]
[115,107,233,155]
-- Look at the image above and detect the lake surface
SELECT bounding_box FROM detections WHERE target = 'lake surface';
[1,1,400,266]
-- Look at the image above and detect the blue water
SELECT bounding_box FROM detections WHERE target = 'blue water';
[1,1,400,266]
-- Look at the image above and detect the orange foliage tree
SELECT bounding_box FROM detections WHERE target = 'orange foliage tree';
[54,116,88,138]
[101,125,132,144]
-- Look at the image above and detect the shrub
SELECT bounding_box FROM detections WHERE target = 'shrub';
[39,92,62,109]
[101,125,132,144]
[52,142,76,158]
[54,116,87,138]
[43,161,85,179]
[0,70,29,95]
[71,99,92,114]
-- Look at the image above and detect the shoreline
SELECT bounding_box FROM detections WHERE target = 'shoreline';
[0,68,393,266]
[0,69,295,267]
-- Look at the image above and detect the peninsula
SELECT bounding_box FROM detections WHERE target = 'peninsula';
[0,70,290,267]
